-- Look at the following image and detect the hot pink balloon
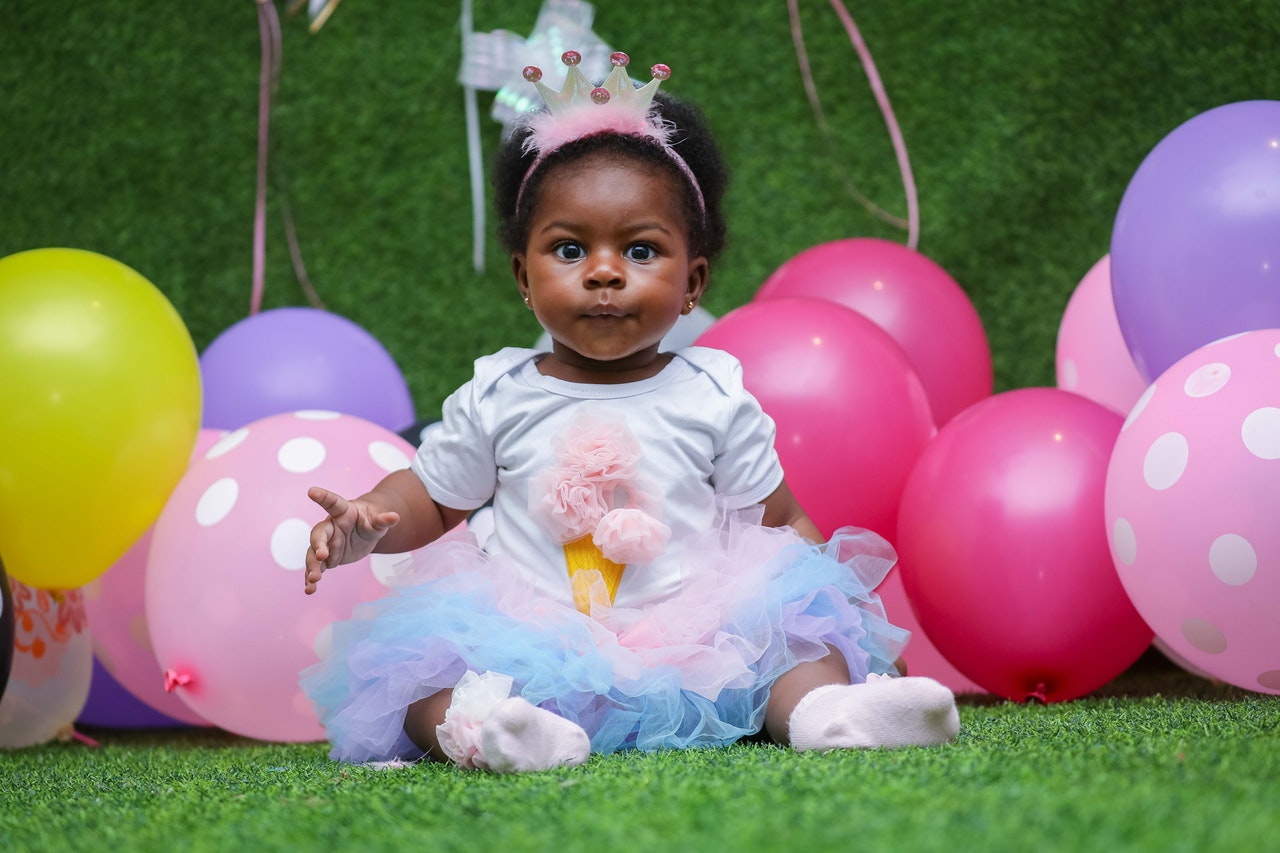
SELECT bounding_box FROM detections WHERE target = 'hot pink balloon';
[146,411,421,742]
[697,297,934,540]
[874,566,987,695]
[755,238,992,425]
[897,388,1152,702]
[1056,254,1149,416]
[82,429,227,727]
[1105,329,1280,695]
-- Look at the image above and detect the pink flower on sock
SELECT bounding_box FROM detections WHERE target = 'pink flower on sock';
[593,508,671,564]
[436,671,514,770]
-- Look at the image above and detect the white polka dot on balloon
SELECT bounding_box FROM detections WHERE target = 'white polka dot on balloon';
[1142,432,1188,490]
[1241,407,1280,459]
[1111,518,1137,566]
[296,409,341,420]
[1183,362,1230,397]
[271,518,313,570]
[1123,384,1156,431]
[1105,329,1280,695]
[368,440,411,473]
[278,437,326,473]
[196,478,239,526]
[1208,533,1256,586]
[207,428,249,459]
[146,410,420,741]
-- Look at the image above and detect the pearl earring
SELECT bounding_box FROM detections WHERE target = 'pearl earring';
[524,295,531,308]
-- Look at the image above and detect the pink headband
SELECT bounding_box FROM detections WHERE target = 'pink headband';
[515,51,706,216]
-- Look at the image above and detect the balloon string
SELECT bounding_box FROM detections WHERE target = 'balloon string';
[787,0,920,249]
[462,0,487,272]
[251,0,280,315]
[280,195,326,309]
[69,728,101,748]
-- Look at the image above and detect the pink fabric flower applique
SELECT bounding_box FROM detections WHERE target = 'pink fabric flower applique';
[532,409,670,567]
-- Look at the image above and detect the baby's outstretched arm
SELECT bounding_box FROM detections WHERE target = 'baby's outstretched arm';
[304,468,469,594]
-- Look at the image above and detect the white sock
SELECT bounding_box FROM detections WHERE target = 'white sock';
[788,676,960,751]
[478,697,592,773]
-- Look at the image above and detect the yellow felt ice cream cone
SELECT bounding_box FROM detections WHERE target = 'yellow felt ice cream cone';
[563,535,625,615]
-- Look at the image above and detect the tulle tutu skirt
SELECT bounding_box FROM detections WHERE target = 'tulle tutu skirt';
[301,509,909,763]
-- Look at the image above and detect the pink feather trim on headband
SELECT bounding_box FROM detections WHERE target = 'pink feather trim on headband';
[520,103,672,158]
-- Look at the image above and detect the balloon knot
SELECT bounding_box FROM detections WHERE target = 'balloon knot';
[1024,682,1049,705]
[164,669,193,692]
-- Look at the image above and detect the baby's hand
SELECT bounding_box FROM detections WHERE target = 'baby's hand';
[304,486,400,594]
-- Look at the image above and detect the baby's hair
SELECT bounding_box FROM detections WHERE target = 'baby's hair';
[494,91,729,263]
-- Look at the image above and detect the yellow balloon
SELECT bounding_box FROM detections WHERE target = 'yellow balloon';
[0,248,202,589]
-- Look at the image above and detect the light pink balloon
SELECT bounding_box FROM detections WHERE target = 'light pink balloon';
[1055,254,1150,416]
[897,388,1152,702]
[82,429,226,727]
[1105,329,1280,695]
[146,411,420,741]
[755,238,992,425]
[697,297,935,541]
[873,566,987,695]
[0,583,93,748]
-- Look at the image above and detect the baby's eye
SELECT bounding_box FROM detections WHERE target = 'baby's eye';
[553,242,585,261]
[625,244,656,262]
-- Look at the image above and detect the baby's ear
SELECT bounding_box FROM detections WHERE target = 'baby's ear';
[685,256,709,306]
[512,253,530,294]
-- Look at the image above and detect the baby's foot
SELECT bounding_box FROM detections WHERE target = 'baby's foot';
[479,697,591,773]
[789,676,959,751]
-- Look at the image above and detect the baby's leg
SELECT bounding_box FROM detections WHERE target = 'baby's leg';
[403,689,455,762]
[404,677,590,773]
[766,645,959,750]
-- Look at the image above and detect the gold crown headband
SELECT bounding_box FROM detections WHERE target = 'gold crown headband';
[516,51,705,215]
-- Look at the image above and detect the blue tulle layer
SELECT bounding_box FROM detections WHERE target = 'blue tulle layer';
[301,511,909,763]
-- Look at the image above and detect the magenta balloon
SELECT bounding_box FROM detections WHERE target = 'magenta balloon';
[696,297,934,541]
[755,238,992,425]
[896,388,1152,702]
[200,308,415,432]
[1111,100,1280,382]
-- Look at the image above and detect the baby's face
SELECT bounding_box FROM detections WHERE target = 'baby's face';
[513,154,707,383]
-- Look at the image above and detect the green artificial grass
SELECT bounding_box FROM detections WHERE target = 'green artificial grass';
[3,657,1278,852]
[4,2,1280,850]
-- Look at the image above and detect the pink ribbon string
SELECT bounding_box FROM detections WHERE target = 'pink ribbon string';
[250,0,281,315]
[69,729,101,747]
[787,0,920,250]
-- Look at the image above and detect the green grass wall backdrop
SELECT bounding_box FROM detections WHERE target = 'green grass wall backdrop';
[5,1,1278,413]
[3,3,1280,851]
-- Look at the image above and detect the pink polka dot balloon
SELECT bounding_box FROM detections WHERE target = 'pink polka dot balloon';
[146,411,420,741]
[1105,329,1280,694]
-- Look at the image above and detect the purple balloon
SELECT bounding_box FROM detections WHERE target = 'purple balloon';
[1111,100,1280,382]
[200,308,415,431]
